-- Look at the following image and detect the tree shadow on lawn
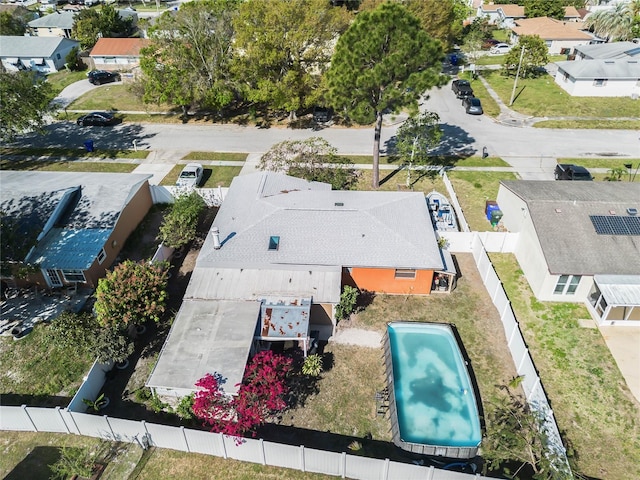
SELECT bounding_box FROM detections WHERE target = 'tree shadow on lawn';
[4,446,61,480]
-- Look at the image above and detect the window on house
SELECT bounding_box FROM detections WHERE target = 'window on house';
[268,236,280,251]
[394,269,416,279]
[563,72,569,82]
[593,79,607,87]
[554,275,581,295]
[61,269,86,283]
[97,248,107,265]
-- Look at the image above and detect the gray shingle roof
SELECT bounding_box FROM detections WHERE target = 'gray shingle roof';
[28,11,75,29]
[197,172,443,271]
[556,59,640,80]
[0,35,78,58]
[500,181,640,275]
[574,41,640,60]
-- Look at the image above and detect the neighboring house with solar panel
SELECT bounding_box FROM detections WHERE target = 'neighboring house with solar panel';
[0,171,153,291]
[147,171,453,398]
[496,181,640,326]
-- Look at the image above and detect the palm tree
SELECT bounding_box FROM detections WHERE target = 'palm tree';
[586,1,640,41]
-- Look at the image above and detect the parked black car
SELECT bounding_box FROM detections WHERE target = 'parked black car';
[313,106,332,123]
[88,70,121,85]
[452,79,473,99]
[554,164,593,181]
[76,112,118,127]
[462,97,483,115]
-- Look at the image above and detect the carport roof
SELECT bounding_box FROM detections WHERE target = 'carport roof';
[147,299,261,396]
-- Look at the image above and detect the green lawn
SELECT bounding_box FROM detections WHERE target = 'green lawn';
[0,327,94,400]
[481,70,640,117]
[1,147,148,162]
[46,70,89,95]
[533,119,640,129]
[448,171,518,231]
[160,165,242,187]
[69,84,157,112]
[489,254,640,480]
[182,152,248,162]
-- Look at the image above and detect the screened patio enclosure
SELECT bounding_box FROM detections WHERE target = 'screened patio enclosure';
[587,275,640,326]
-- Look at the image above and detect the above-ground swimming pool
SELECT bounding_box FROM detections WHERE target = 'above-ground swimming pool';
[384,322,481,458]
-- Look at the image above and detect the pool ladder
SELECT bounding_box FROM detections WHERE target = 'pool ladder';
[375,387,390,416]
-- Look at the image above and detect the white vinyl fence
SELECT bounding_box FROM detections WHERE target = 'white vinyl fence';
[0,405,487,480]
[150,186,228,206]
[468,234,571,473]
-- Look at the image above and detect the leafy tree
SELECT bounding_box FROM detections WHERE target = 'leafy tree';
[158,191,205,249]
[193,351,293,437]
[326,2,445,189]
[258,137,356,190]
[50,442,113,480]
[463,16,495,42]
[141,0,239,116]
[586,1,640,41]
[72,6,133,50]
[0,11,26,36]
[65,47,85,72]
[502,35,549,79]
[232,0,351,118]
[460,29,484,71]
[359,0,467,47]
[483,379,572,480]
[94,260,169,328]
[95,325,134,363]
[335,285,359,321]
[0,71,55,142]
[395,111,442,187]
[524,0,565,20]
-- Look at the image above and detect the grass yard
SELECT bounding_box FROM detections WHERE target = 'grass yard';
[558,158,640,169]
[489,254,640,480]
[0,431,332,480]
[355,168,446,193]
[0,327,94,402]
[69,84,156,112]
[1,147,148,161]
[182,152,248,162]
[448,171,518,231]
[46,70,89,95]
[481,70,640,118]
[0,158,138,173]
[533,119,640,129]
[160,165,242,187]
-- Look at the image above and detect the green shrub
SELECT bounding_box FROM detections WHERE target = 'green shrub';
[301,354,323,377]
[94,326,134,364]
[176,393,195,419]
[335,285,359,321]
[47,311,98,355]
[158,192,205,249]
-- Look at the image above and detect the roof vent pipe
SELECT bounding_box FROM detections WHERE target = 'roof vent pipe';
[212,227,221,250]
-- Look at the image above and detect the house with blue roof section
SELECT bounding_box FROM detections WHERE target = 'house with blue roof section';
[0,171,153,290]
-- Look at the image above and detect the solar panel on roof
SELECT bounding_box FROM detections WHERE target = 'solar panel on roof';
[590,215,640,235]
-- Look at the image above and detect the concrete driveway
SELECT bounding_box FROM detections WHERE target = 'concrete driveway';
[598,326,640,403]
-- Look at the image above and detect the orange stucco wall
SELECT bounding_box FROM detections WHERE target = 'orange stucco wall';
[349,267,434,295]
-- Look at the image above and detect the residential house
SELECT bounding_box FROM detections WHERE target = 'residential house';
[0,171,153,290]
[89,38,150,72]
[28,11,75,38]
[496,181,640,326]
[554,58,640,97]
[573,41,640,60]
[0,35,79,73]
[477,4,581,28]
[510,17,595,54]
[147,171,449,398]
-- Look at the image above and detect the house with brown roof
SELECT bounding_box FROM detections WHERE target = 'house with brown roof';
[89,38,150,72]
[510,17,595,54]
[478,4,583,28]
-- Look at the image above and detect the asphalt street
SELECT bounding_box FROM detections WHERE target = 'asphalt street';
[16,82,640,165]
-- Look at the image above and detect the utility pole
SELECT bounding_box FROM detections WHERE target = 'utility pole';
[509,45,526,106]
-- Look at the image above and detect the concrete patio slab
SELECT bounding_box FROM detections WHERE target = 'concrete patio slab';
[599,326,640,403]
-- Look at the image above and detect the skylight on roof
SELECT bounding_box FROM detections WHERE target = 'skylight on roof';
[268,236,280,251]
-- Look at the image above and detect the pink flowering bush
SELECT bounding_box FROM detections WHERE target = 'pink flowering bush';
[192,351,293,438]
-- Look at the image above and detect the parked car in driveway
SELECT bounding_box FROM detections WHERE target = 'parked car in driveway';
[176,163,204,188]
[88,70,121,85]
[462,97,483,115]
[489,43,512,55]
[76,112,118,126]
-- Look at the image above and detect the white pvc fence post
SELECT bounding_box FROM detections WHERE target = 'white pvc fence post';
[55,407,71,434]
[299,445,305,472]
[104,415,115,439]
[259,438,266,465]
[21,405,37,432]
[180,426,190,452]
[427,465,435,479]
[382,458,390,480]
[221,434,228,459]
[341,452,346,478]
